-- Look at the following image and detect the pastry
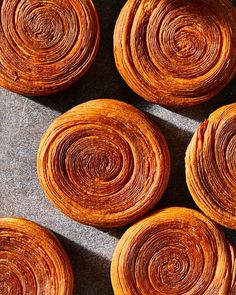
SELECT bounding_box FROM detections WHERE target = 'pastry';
[229,241,236,295]
[37,99,171,227]
[0,217,73,294]
[111,207,236,294]
[186,103,236,229]
[114,0,236,107]
[0,0,100,95]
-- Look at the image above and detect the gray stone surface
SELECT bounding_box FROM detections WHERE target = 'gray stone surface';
[0,1,236,294]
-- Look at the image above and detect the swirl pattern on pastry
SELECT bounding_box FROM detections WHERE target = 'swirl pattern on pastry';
[114,0,236,106]
[111,207,235,295]
[0,0,100,95]
[186,103,236,229]
[37,99,170,227]
[0,217,73,294]
[229,241,236,294]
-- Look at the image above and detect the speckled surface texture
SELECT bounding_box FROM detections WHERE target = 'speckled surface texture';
[0,1,236,294]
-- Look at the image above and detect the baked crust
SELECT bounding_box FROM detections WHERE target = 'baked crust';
[37,99,170,227]
[0,0,100,95]
[186,103,236,229]
[114,0,236,107]
[0,217,74,294]
[111,207,235,294]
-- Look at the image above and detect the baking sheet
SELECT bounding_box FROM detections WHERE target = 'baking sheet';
[0,1,236,294]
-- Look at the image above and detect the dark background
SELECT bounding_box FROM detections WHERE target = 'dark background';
[0,1,235,294]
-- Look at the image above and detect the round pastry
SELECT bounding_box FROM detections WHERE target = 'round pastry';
[111,207,235,295]
[186,103,236,229]
[0,0,100,96]
[0,217,73,294]
[37,99,170,227]
[114,0,236,107]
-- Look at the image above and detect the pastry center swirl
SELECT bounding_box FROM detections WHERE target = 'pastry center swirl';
[148,5,222,79]
[114,0,236,106]
[0,0,100,95]
[111,208,233,294]
[80,151,122,181]
[37,100,171,226]
[12,0,78,63]
[23,9,64,48]
[67,138,124,182]
[0,219,73,295]
[0,268,23,295]
[174,28,199,57]
[56,126,135,201]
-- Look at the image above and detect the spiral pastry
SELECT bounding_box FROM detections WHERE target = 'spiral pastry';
[37,99,170,227]
[0,217,73,294]
[111,207,236,295]
[114,0,236,107]
[0,0,100,96]
[229,241,236,295]
[186,103,236,229]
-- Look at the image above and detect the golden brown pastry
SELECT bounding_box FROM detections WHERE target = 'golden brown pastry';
[37,99,170,227]
[229,241,236,295]
[186,103,236,229]
[111,207,235,295]
[114,0,236,107]
[0,0,100,96]
[0,217,73,294]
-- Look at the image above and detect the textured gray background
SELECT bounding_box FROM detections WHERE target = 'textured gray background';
[0,1,236,294]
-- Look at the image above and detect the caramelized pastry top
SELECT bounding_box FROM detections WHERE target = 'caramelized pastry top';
[111,207,235,295]
[114,0,236,106]
[0,0,100,95]
[0,217,74,294]
[37,99,170,227]
[186,103,236,229]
